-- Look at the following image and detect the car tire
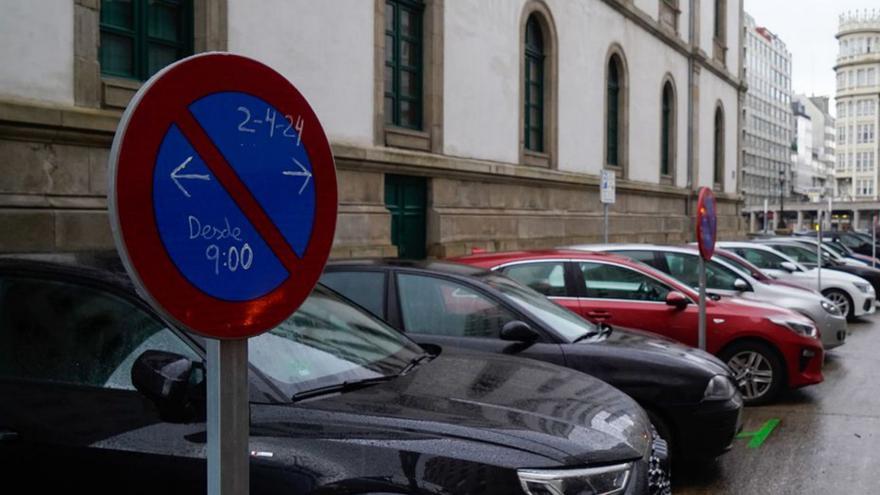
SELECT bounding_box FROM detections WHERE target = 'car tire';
[719,340,784,406]
[822,288,854,321]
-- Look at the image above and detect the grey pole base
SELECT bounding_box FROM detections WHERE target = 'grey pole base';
[208,339,250,495]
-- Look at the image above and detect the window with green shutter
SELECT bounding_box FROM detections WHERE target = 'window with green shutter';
[606,56,622,166]
[661,81,674,177]
[384,0,424,130]
[524,15,545,152]
[100,0,193,81]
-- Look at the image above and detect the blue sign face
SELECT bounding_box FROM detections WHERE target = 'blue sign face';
[700,194,717,251]
[152,91,316,301]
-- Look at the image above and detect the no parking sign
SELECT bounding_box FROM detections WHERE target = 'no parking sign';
[109,53,338,339]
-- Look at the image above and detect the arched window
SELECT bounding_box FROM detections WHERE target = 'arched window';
[714,105,725,188]
[661,80,675,179]
[524,15,544,152]
[606,53,627,168]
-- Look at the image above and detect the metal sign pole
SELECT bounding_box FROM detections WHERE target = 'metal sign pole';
[817,211,822,292]
[603,203,609,244]
[698,257,707,351]
[208,339,250,495]
[873,215,877,269]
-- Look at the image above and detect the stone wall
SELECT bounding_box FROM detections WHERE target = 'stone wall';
[0,100,745,257]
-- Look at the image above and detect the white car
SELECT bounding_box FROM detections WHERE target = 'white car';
[768,237,867,267]
[566,244,847,350]
[717,241,876,320]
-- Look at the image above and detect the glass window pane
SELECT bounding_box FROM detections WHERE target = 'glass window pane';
[503,262,568,297]
[400,8,417,37]
[101,0,133,29]
[384,65,393,93]
[401,40,416,66]
[148,2,181,42]
[147,43,178,78]
[529,130,542,151]
[400,70,418,97]
[320,271,386,318]
[101,32,134,77]
[384,2,394,31]
[579,262,670,301]
[399,99,418,128]
[0,276,197,390]
[384,97,394,124]
[385,35,395,63]
[397,274,517,338]
[529,82,540,105]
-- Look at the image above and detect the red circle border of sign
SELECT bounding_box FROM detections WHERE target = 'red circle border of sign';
[696,187,717,261]
[109,53,338,339]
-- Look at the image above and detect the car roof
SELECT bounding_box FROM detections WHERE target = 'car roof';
[326,258,492,277]
[0,251,132,286]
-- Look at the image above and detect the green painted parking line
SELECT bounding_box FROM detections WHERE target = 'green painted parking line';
[735,419,780,448]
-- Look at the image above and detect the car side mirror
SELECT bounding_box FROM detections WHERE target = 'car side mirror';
[500,321,539,343]
[132,350,204,423]
[780,261,797,273]
[665,291,690,310]
[733,278,750,291]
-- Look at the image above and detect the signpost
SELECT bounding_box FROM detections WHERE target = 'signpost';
[763,198,769,234]
[108,53,338,495]
[873,215,877,269]
[600,169,615,243]
[695,187,717,351]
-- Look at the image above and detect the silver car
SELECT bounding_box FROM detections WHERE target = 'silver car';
[567,244,847,350]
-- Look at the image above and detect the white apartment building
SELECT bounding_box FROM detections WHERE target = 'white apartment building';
[741,13,793,208]
[835,10,880,200]
[791,95,834,200]
[0,0,746,256]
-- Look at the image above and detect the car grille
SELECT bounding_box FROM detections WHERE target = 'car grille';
[649,432,672,495]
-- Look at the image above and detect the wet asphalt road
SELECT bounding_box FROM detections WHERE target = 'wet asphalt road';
[674,313,880,494]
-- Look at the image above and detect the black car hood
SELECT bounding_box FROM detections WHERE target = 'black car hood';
[596,326,730,376]
[251,350,650,469]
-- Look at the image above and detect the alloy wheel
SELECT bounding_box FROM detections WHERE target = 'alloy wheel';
[824,290,851,318]
[727,351,774,401]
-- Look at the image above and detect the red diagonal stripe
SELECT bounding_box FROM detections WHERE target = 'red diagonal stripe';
[175,109,299,273]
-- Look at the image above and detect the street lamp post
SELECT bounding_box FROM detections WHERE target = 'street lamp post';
[778,169,786,229]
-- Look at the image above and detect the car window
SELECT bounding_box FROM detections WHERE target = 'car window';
[840,235,862,248]
[248,286,422,398]
[579,262,671,302]
[320,271,386,318]
[502,262,568,297]
[611,250,662,270]
[660,252,743,291]
[772,244,821,265]
[736,248,787,270]
[0,276,197,390]
[396,273,517,337]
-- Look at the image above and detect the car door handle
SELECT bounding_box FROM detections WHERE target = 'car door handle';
[587,311,611,320]
[0,429,18,442]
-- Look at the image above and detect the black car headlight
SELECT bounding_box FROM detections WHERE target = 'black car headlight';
[769,317,818,338]
[518,463,632,495]
[703,374,738,401]
[820,299,841,315]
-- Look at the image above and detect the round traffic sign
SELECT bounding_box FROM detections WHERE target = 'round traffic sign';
[109,53,338,339]
[696,187,717,260]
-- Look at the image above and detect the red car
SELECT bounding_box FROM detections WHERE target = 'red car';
[452,249,824,405]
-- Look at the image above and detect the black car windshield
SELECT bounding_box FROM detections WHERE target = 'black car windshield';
[480,274,597,343]
[248,285,424,399]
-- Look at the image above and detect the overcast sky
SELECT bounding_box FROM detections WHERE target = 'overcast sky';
[744,0,878,107]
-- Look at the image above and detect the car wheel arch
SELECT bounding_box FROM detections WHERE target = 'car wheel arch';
[717,337,789,392]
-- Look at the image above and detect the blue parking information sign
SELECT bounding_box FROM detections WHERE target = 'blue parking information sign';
[110,53,338,339]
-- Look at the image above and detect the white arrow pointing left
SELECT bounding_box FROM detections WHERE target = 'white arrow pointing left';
[282,157,312,195]
[170,156,211,198]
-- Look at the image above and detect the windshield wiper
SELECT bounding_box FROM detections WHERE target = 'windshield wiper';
[290,375,396,403]
[398,353,433,375]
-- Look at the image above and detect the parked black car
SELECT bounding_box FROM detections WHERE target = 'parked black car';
[0,253,669,494]
[795,230,880,257]
[321,259,743,465]
[761,239,880,296]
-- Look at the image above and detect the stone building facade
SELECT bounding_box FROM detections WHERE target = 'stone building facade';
[834,10,880,201]
[0,0,746,258]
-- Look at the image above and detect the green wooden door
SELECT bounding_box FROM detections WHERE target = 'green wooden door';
[385,175,427,259]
